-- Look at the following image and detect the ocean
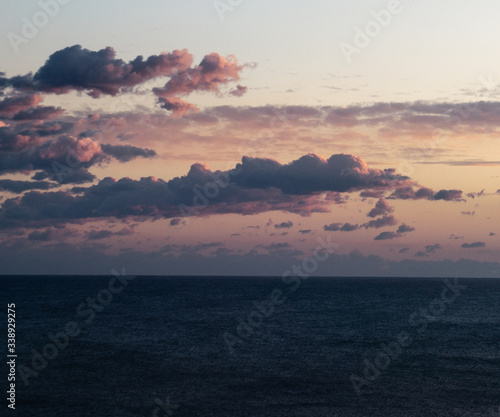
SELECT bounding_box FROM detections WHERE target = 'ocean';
[0,276,499,416]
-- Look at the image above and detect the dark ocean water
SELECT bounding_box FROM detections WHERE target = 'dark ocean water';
[0,276,499,417]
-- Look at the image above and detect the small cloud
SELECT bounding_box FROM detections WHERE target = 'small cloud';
[170,218,182,226]
[415,243,442,257]
[397,224,415,233]
[461,211,475,216]
[374,231,400,240]
[367,198,394,218]
[489,232,496,236]
[274,221,293,229]
[399,247,410,253]
[462,242,486,248]
[299,229,312,234]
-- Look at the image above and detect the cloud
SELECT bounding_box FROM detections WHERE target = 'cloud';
[374,231,400,240]
[397,224,415,233]
[10,45,193,97]
[0,134,155,183]
[415,243,442,257]
[100,144,156,162]
[461,242,486,248]
[0,179,57,193]
[170,218,182,226]
[461,211,475,216]
[3,45,249,117]
[432,189,463,201]
[364,215,398,229]
[388,186,459,201]
[274,221,293,229]
[489,232,496,236]
[367,198,394,218]
[86,230,113,240]
[28,229,53,241]
[0,153,452,229]
[230,85,247,97]
[324,222,359,232]
[399,247,410,253]
[0,94,43,116]
[298,229,312,234]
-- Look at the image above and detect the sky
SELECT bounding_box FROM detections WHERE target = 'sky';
[1,0,500,276]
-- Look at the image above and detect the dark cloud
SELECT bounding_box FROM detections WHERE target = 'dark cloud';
[0,134,155,183]
[489,232,496,236]
[432,189,463,201]
[153,53,249,115]
[0,153,451,229]
[3,45,249,117]
[461,242,486,248]
[374,231,401,240]
[461,211,475,216]
[367,198,394,218]
[399,247,410,253]
[298,229,312,234]
[324,222,359,232]
[364,215,398,229]
[230,85,247,97]
[170,218,182,226]
[86,230,113,240]
[397,224,416,233]
[0,94,43,116]
[388,187,437,200]
[12,106,64,121]
[100,144,156,162]
[415,243,442,257]
[13,45,193,97]
[28,229,53,241]
[0,179,57,193]
[274,221,293,229]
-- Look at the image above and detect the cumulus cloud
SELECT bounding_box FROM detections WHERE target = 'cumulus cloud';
[432,189,463,201]
[324,222,359,232]
[415,243,442,257]
[374,231,400,240]
[274,221,293,229]
[397,224,415,233]
[0,94,43,116]
[9,45,193,97]
[0,153,458,229]
[367,198,394,218]
[388,186,462,201]
[364,215,398,229]
[0,134,155,183]
[2,45,249,117]
[461,242,485,248]
[0,179,57,193]
[230,85,247,97]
